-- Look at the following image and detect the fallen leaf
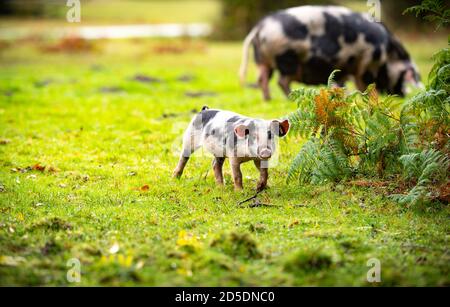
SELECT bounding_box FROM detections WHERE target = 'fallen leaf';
[288,220,300,228]
[140,184,150,192]
[41,36,93,53]
[32,164,46,172]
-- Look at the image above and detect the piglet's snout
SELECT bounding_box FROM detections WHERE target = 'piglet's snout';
[258,148,272,159]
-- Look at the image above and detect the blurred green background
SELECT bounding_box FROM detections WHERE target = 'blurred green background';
[0,0,439,38]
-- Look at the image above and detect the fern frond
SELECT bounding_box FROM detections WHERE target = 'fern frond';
[327,69,341,88]
[289,87,319,108]
[403,0,450,30]
[392,149,450,205]
[287,109,318,138]
[311,138,352,184]
[286,138,321,184]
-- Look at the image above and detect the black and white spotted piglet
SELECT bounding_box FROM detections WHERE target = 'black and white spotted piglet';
[173,106,290,191]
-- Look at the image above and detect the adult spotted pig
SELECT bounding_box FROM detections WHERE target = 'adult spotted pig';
[239,5,422,100]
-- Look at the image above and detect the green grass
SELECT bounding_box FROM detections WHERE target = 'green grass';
[0,34,449,286]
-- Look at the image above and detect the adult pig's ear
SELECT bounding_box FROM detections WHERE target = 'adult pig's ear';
[271,119,290,137]
[234,124,249,139]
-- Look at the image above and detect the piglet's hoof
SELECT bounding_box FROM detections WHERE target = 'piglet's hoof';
[256,185,267,192]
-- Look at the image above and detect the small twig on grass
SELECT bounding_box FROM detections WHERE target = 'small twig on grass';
[237,192,260,206]
[237,191,273,208]
[203,168,210,180]
[199,166,210,181]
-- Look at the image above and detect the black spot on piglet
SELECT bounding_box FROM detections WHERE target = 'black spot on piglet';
[200,109,219,126]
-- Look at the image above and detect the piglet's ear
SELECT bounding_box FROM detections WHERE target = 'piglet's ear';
[234,124,248,139]
[272,119,290,137]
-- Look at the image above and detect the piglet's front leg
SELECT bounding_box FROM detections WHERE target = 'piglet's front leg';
[230,157,243,191]
[254,160,268,192]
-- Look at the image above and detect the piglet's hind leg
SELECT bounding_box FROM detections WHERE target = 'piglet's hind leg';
[213,157,225,185]
[173,155,189,178]
[173,124,202,178]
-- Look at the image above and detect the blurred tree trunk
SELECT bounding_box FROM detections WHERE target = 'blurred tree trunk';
[0,0,61,17]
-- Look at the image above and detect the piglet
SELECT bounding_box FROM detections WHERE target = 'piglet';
[173,106,290,191]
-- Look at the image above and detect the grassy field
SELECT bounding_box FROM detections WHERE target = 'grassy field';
[0,32,449,286]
